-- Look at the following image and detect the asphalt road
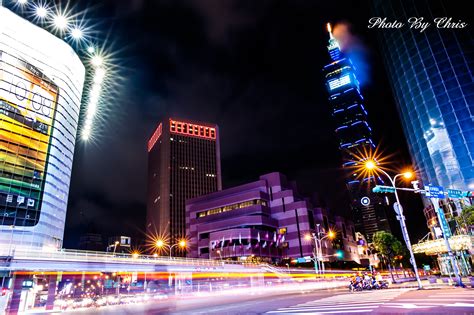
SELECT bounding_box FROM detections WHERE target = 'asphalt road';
[56,286,474,315]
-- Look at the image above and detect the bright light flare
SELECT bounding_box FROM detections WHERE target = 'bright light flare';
[179,239,186,248]
[53,14,69,30]
[403,171,413,179]
[71,27,83,40]
[35,5,48,18]
[347,145,393,184]
[155,239,164,248]
[365,160,376,170]
[327,230,336,239]
[91,55,103,67]
[17,0,28,4]
[87,46,95,54]
[304,234,312,241]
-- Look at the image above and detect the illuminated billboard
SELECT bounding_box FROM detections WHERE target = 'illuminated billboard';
[0,50,58,226]
[0,6,85,248]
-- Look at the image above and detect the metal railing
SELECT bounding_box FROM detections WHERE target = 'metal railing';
[0,247,259,269]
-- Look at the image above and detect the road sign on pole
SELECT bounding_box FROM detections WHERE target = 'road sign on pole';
[393,202,402,215]
[447,189,463,199]
[437,208,451,238]
[425,185,445,198]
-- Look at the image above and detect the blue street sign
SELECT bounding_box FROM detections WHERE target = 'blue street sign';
[425,185,445,199]
[438,209,451,238]
[447,189,463,199]
[296,257,306,263]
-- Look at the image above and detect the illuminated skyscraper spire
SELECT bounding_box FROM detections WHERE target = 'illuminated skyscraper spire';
[327,23,341,61]
[322,22,392,242]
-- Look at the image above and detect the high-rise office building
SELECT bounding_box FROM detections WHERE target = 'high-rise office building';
[372,0,473,192]
[0,7,85,250]
[323,24,391,242]
[146,118,221,254]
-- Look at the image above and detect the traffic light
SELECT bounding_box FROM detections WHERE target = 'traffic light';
[462,191,474,197]
[372,185,396,193]
[335,250,344,259]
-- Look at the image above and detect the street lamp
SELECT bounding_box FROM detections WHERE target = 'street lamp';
[364,160,423,289]
[306,225,336,274]
[112,241,120,255]
[155,239,187,259]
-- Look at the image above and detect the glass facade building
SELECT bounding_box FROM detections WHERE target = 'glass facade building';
[373,0,474,191]
[0,7,85,250]
[323,25,392,242]
[147,118,221,255]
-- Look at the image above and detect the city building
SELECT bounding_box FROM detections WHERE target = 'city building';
[78,233,103,252]
[186,172,360,265]
[0,7,85,250]
[106,235,132,254]
[372,0,473,276]
[322,23,392,242]
[372,0,473,192]
[146,118,221,255]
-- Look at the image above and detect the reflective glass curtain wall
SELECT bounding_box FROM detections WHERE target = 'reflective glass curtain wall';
[373,0,474,191]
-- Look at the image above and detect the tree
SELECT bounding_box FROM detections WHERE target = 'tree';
[456,205,474,234]
[372,231,404,282]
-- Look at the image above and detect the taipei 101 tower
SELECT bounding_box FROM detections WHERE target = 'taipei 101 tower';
[322,23,392,242]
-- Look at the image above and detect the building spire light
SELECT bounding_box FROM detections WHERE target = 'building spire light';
[327,22,334,39]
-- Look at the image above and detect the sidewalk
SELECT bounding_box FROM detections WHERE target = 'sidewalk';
[389,276,474,289]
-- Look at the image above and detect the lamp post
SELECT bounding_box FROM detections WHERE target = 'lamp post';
[365,161,423,289]
[306,228,335,274]
[155,239,187,259]
[112,241,119,255]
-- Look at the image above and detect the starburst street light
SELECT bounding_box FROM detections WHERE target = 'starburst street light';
[155,239,187,259]
[5,0,115,143]
[363,159,423,289]
[365,160,376,170]
[53,13,68,30]
[35,5,48,18]
[71,27,83,40]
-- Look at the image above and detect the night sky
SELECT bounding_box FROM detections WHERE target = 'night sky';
[63,0,428,248]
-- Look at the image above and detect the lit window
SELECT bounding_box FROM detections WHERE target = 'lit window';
[328,74,351,90]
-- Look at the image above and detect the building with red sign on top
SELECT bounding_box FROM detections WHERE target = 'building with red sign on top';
[146,118,222,255]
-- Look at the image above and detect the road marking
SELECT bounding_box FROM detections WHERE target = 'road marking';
[267,288,411,314]
[445,303,474,307]
[267,309,374,314]
[398,298,474,302]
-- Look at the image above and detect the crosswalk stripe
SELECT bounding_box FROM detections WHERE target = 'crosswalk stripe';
[267,290,410,314]
[297,301,390,307]
[298,300,392,306]
[267,308,375,314]
[398,298,474,302]
[278,303,383,310]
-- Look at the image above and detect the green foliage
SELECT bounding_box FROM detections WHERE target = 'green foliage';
[456,205,474,228]
[372,231,404,264]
